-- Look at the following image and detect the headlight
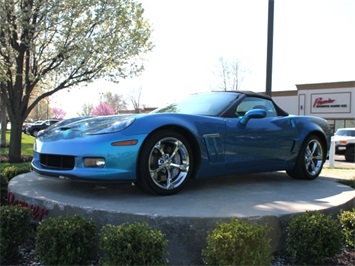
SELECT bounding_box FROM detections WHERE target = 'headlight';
[83,118,135,135]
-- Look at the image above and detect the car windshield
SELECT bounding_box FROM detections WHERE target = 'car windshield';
[335,129,355,137]
[152,92,241,116]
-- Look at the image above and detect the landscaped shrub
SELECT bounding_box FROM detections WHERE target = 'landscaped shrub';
[0,205,33,261]
[36,215,98,265]
[202,219,273,265]
[287,211,343,265]
[339,208,355,249]
[0,172,8,205]
[0,165,31,205]
[100,222,168,265]
[2,165,31,180]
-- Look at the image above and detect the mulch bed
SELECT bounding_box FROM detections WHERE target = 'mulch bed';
[0,155,33,163]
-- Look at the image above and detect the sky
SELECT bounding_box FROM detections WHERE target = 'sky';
[53,0,355,117]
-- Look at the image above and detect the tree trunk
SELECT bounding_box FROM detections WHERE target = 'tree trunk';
[8,118,24,163]
[0,99,7,148]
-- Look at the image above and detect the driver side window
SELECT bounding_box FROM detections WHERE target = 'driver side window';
[235,97,277,117]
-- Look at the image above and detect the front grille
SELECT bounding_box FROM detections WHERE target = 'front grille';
[40,154,75,170]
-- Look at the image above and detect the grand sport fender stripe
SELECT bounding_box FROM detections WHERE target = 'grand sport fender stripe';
[203,133,224,163]
[203,133,221,138]
[290,119,297,153]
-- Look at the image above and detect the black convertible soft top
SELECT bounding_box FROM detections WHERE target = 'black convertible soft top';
[220,90,289,116]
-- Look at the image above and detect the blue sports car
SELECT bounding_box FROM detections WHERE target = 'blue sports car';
[32,91,331,195]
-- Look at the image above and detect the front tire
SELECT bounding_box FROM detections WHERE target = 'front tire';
[137,130,194,195]
[287,135,325,180]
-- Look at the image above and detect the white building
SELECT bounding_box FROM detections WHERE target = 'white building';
[270,81,355,132]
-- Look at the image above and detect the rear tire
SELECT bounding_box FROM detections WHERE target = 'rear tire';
[345,145,355,162]
[137,130,194,195]
[287,135,325,180]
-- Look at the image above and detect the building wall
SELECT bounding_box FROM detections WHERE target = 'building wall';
[271,81,355,132]
[272,95,298,114]
[271,91,298,115]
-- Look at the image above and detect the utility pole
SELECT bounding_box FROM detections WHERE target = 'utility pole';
[266,0,274,97]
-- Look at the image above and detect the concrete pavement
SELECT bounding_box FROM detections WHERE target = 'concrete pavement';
[8,169,355,265]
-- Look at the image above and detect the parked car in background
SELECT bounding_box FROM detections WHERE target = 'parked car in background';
[333,128,355,162]
[23,120,41,133]
[26,119,59,137]
[32,91,331,195]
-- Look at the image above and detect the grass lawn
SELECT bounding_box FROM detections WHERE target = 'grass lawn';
[0,130,34,172]
[0,130,34,156]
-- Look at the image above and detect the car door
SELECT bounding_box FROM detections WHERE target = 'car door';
[224,96,295,172]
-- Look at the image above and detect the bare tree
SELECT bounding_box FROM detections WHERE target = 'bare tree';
[0,0,153,162]
[77,103,93,117]
[102,92,127,114]
[29,98,52,121]
[215,58,244,91]
[129,87,142,113]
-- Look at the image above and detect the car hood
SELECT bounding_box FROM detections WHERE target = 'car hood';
[332,135,355,142]
[37,114,137,141]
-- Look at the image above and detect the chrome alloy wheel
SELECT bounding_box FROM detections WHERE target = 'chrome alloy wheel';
[148,137,190,190]
[304,139,323,176]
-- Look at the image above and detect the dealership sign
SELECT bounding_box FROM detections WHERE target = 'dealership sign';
[311,92,351,113]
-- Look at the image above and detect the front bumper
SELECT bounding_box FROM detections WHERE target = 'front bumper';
[32,133,147,182]
[335,145,346,155]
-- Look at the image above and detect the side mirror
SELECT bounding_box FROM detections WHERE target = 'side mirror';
[239,109,266,125]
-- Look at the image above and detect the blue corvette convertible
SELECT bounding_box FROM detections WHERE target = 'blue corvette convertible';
[32,91,331,195]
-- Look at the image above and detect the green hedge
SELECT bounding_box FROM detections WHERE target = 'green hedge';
[100,222,168,265]
[0,205,33,261]
[0,165,31,205]
[287,211,343,265]
[339,208,355,249]
[202,219,273,265]
[36,215,98,265]
[2,208,354,265]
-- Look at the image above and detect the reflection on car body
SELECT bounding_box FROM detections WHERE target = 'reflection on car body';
[37,116,92,137]
[26,120,59,137]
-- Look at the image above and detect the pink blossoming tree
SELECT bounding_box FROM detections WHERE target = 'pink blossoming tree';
[91,102,115,116]
[52,107,66,120]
